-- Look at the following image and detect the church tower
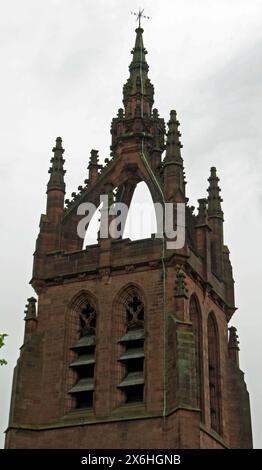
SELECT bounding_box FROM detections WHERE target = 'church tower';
[5,20,252,449]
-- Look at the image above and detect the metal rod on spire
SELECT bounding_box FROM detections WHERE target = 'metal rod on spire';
[131,8,149,28]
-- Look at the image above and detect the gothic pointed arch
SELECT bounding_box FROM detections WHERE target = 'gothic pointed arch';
[207,311,221,434]
[189,294,204,420]
[123,181,158,240]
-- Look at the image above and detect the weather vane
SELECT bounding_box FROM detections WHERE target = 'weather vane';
[131,8,149,28]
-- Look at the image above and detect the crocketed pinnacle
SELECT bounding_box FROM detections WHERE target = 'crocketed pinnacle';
[207,167,223,218]
[24,297,37,320]
[165,110,183,162]
[47,137,66,193]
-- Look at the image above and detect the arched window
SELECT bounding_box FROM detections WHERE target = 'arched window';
[68,297,97,410]
[117,286,145,404]
[189,295,204,420]
[207,312,221,434]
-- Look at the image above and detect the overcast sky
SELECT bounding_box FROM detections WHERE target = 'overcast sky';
[0,0,261,448]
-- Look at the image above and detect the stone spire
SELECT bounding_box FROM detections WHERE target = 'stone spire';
[207,167,223,219]
[47,137,66,193]
[165,110,183,163]
[123,26,154,117]
[130,26,148,71]
[110,25,165,163]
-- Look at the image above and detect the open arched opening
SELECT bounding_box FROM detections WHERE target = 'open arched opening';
[122,182,158,241]
[82,201,103,248]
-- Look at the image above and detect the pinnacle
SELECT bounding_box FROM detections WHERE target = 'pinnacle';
[207,167,223,218]
[89,149,99,166]
[165,110,183,163]
[47,137,66,193]
[196,198,208,226]
[228,326,240,350]
[55,136,62,148]
[24,297,37,321]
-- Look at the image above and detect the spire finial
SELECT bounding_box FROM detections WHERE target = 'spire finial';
[131,8,149,28]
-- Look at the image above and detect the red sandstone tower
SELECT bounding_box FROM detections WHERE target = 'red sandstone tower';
[5,24,252,449]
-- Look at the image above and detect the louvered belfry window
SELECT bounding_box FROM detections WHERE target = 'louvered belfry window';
[118,288,145,404]
[69,302,96,409]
